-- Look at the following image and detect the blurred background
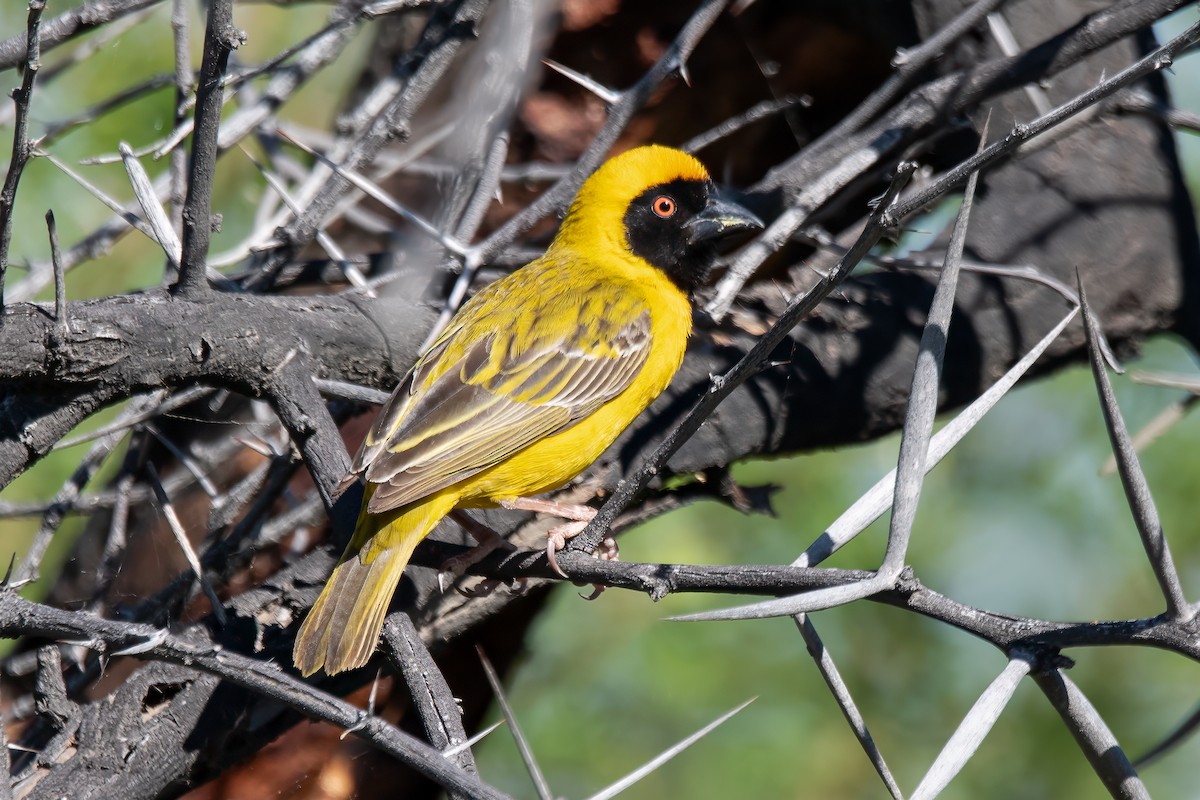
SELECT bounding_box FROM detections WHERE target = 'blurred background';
[1,2,1198,798]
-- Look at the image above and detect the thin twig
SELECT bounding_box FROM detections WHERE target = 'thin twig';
[239,144,368,289]
[0,0,160,70]
[42,76,177,146]
[144,462,229,627]
[910,656,1032,800]
[120,143,182,270]
[476,645,552,800]
[12,396,161,587]
[313,377,390,405]
[144,423,220,500]
[93,461,138,604]
[54,386,210,451]
[40,151,156,239]
[986,11,1052,115]
[1134,700,1200,769]
[683,95,809,154]
[1115,86,1200,134]
[583,698,756,800]
[0,0,47,306]
[794,616,902,799]
[169,0,192,233]
[883,117,987,577]
[45,210,68,335]
[1101,394,1200,476]
[176,0,242,296]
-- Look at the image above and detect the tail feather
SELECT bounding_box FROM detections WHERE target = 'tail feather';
[294,492,456,676]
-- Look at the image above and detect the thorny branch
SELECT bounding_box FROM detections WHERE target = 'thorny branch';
[0,0,1198,797]
[0,589,512,800]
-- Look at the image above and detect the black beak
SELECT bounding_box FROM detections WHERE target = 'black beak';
[684,195,763,246]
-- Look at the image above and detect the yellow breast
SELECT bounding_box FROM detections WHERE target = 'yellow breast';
[460,258,692,504]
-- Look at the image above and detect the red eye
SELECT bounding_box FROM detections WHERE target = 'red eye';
[651,195,676,218]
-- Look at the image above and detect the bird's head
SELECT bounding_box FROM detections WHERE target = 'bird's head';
[555,145,763,292]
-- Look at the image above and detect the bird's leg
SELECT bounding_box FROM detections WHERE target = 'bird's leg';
[498,496,596,521]
[439,510,519,594]
[498,497,605,580]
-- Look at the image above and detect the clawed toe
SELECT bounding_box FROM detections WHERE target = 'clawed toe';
[544,519,589,578]
[580,583,606,600]
[597,535,619,562]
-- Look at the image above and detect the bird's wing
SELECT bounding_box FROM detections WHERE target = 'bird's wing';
[357,295,652,513]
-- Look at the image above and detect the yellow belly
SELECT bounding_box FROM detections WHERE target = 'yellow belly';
[458,292,690,505]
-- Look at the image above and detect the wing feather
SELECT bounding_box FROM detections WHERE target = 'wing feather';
[356,297,653,514]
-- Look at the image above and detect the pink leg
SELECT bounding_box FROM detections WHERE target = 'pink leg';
[499,497,600,578]
[499,497,596,521]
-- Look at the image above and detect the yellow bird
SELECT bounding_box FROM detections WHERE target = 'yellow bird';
[294,145,762,675]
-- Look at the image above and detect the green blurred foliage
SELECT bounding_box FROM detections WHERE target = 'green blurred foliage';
[1,2,1199,798]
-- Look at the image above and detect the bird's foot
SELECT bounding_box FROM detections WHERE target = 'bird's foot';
[597,534,619,562]
[544,519,591,578]
[497,497,614,598]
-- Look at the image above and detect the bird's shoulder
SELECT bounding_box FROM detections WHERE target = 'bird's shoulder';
[421,251,660,380]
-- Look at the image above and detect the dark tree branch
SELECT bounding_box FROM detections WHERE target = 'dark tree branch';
[382,614,478,786]
[0,0,46,306]
[0,589,513,800]
[0,288,433,488]
[264,352,352,512]
[401,542,1200,663]
[883,19,1200,224]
